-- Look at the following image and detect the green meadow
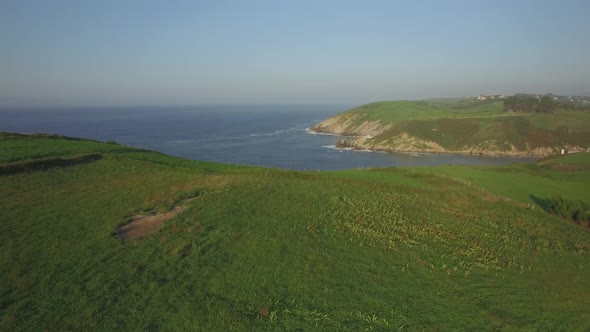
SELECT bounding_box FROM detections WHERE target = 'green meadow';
[1,133,589,330]
[342,100,590,130]
[346,99,507,123]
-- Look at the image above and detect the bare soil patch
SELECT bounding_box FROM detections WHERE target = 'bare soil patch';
[115,198,197,240]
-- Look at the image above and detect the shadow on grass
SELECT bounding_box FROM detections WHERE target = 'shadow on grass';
[0,153,103,176]
[529,194,550,210]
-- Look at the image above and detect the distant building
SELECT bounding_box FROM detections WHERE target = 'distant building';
[476,94,505,100]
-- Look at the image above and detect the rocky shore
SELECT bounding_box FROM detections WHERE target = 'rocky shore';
[310,114,587,157]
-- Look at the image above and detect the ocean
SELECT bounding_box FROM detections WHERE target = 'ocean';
[0,105,537,170]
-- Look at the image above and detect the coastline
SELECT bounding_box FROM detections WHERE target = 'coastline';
[345,144,545,158]
[307,126,570,158]
[305,127,358,137]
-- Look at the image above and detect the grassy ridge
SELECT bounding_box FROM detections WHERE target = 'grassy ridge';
[1,134,589,330]
[313,100,590,155]
[347,99,506,122]
[341,100,590,131]
[0,133,136,163]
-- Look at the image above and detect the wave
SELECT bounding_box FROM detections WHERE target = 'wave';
[247,126,299,137]
[307,128,340,136]
[168,140,196,144]
[322,145,353,151]
[321,145,388,154]
[167,126,301,144]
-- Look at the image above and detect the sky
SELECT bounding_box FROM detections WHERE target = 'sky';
[1,0,589,106]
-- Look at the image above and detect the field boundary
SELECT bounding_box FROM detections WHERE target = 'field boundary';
[0,153,103,175]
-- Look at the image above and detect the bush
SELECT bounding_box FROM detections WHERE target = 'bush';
[546,195,590,223]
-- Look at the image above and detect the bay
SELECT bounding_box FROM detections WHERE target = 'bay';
[0,105,537,170]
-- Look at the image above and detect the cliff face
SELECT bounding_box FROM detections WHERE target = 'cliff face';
[310,113,392,137]
[311,114,588,157]
[345,134,586,157]
[311,99,590,157]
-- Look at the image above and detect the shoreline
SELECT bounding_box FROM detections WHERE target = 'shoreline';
[305,127,359,138]
[307,127,552,159]
[346,145,545,158]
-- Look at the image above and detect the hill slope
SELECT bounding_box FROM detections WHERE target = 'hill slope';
[1,133,589,330]
[311,100,590,156]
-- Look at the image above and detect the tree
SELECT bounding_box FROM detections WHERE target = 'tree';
[504,96,559,113]
[538,96,557,113]
[504,96,539,113]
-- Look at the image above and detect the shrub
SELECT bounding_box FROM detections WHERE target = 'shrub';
[546,195,590,223]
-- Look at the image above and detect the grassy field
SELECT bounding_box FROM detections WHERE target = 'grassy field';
[341,100,590,131]
[348,99,506,123]
[312,99,590,155]
[1,133,589,330]
[0,133,135,163]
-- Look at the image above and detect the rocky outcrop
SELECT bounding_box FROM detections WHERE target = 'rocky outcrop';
[344,133,587,157]
[335,139,350,149]
[311,101,590,157]
[310,113,392,137]
[347,133,448,155]
[310,114,361,135]
[311,111,589,157]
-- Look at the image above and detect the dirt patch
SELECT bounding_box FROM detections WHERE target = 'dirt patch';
[114,198,197,240]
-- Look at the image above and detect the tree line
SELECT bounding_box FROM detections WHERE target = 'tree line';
[504,96,559,113]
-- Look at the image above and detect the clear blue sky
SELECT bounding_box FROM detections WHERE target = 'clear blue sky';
[1,0,589,106]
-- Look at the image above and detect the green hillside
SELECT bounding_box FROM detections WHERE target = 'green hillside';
[311,99,590,156]
[1,133,589,330]
[345,99,506,122]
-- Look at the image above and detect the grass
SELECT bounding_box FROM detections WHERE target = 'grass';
[0,133,136,163]
[538,152,590,168]
[417,153,590,205]
[1,134,589,330]
[526,110,590,131]
[345,100,506,123]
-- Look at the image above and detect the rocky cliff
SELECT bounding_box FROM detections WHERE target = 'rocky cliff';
[310,114,588,157]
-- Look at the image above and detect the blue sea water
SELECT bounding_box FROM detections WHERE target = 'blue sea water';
[0,105,537,170]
